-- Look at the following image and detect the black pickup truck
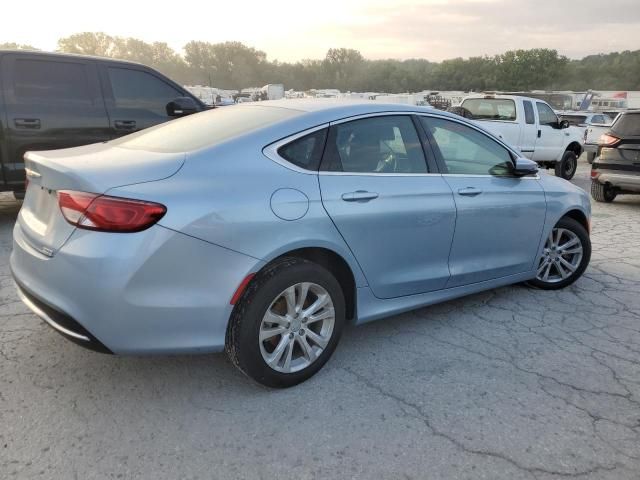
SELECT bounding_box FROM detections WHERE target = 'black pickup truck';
[0,50,206,197]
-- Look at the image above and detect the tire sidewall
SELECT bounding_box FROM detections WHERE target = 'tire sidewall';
[557,151,577,180]
[528,217,591,290]
[229,259,346,388]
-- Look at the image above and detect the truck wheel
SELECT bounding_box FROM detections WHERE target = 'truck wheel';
[586,152,595,164]
[591,180,616,203]
[555,151,578,180]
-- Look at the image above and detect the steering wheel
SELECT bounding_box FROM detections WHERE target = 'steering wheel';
[376,143,398,173]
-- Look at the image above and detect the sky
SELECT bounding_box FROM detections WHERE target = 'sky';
[2,0,639,62]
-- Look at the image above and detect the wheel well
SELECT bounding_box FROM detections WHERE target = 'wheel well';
[566,142,582,157]
[269,248,356,321]
[563,209,589,232]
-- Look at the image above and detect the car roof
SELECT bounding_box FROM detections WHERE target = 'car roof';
[0,49,145,67]
[232,98,471,126]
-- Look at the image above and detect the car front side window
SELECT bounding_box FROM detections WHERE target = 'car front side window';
[321,116,427,174]
[536,102,558,126]
[421,117,513,176]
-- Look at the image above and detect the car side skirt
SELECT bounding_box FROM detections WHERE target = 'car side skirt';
[355,270,535,325]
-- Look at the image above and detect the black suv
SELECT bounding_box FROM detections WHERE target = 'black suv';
[591,110,640,203]
[0,50,206,197]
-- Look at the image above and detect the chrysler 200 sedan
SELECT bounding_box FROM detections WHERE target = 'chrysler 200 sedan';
[11,100,592,387]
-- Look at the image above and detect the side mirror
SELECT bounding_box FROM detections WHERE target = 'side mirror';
[559,119,570,129]
[513,157,538,177]
[166,97,199,117]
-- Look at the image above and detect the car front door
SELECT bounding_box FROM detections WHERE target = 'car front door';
[532,102,564,161]
[100,65,186,137]
[419,116,547,288]
[1,54,110,189]
[318,114,457,299]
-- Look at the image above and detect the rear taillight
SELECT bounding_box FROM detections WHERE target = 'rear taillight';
[598,133,620,147]
[590,170,600,178]
[57,190,166,233]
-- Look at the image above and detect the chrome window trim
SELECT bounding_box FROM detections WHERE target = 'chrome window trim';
[262,123,330,175]
[262,110,537,179]
[441,173,540,180]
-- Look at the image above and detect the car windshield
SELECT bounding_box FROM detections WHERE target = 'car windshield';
[110,105,302,152]
[459,98,517,121]
[611,113,640,137]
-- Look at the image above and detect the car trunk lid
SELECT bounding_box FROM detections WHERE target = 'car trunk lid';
[19,142,185,256]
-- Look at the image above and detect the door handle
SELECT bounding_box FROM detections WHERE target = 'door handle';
[14,118,41,129]
[457,187,482,197]
[341,191,379,202]
[537,129,542,138]
[114,120,137,130]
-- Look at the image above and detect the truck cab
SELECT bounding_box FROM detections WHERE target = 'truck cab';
[459,95,584,179]
[0,50,206,197]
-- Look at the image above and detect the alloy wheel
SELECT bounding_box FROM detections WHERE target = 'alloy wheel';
[536,228,584,283]
[259,282,335,373]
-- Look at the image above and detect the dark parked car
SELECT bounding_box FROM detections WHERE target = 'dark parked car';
[0,50,206,198]
[591,110,640,202]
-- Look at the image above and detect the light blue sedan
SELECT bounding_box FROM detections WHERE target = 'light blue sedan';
[11,100,592,387]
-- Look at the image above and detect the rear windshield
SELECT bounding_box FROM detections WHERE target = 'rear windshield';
[559,115,588,126]
[459,98,517,121]
[110,105,301,152]
[611,113,640,137]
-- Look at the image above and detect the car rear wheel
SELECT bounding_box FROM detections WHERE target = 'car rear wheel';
[526,217,591,290]
[591,181,617,203]
[554,151,578,180]
[226,257,345,388]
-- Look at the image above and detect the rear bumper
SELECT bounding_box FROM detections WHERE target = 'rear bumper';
[14,279,112,353]
[11,222,263,354]
[593,170,640,192]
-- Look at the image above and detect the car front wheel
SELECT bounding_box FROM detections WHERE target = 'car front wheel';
[527,217,591,290]
[226,257,345,388]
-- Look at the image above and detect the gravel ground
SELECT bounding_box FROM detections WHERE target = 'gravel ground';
[1,160,639,479]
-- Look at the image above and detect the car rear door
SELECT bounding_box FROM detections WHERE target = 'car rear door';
[0,54,110,189]
[532,102,564,161]
[99,64,187,137]
[318,114,457,299]
[519,100,538,159]
[419,115,546,287]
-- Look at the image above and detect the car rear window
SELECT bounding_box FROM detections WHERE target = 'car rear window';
[459,98,517,121]
[560,115,588,126]
[110,105,302,152]
[611,113,640,137]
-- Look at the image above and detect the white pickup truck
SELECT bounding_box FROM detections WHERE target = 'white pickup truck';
[458,95,584,179]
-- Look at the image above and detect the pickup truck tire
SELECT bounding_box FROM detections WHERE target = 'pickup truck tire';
[555,151,578,180]
[590,181,616,203]
[586,152,596,164]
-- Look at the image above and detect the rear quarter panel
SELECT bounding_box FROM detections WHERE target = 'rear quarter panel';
[106,132,368,288]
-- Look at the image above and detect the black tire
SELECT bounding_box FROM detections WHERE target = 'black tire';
[526,217,591,290]
[590,180,616,203]
[225,257,345,388]
[554,151,578,180]
[586,152,596,164]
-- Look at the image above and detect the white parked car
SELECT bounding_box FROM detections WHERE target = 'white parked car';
[574,113,615,163]
[459,95,584,179]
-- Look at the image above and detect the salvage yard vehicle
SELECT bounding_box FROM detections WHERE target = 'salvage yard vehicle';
[0,50,206,198]
[11,100,592,388]
[576,113,615,163]
[591,110,640,202]
[460,95,584,180]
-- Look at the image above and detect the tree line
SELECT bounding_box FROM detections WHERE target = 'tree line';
[2,33,639,92]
